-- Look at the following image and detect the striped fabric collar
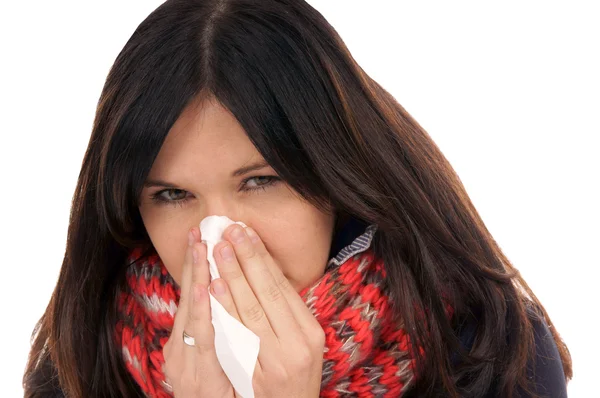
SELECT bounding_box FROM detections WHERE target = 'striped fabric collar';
[327,222,378,267]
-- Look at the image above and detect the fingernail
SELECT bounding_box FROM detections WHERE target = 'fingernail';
[245,227,259,243]
[212,279,226,295]
[220,245,234,261]
[230,226,245,243]
[188,229,195,246]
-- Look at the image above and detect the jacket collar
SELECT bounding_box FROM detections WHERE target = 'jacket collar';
[328,217,378,267]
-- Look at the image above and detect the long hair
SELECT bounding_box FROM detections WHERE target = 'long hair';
[23,0,572,396]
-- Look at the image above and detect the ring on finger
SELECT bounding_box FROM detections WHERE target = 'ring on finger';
[182,330,195,346]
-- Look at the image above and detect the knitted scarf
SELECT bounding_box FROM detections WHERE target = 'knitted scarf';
[116,245,453,397]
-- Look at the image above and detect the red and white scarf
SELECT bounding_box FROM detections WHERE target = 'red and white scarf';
[116,245,453,397]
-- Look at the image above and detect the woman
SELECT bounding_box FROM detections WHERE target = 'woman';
[23,0,572,397]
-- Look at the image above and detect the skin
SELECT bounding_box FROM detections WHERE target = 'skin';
[162,220,326,396]
[137,95,333,395]
[138,95,336,293]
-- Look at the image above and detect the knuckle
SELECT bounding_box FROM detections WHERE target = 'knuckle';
[243,302,265,323]
[186,320,195,337]
[311,326,326,347]
[186,287,203,322]
[254,241,267,256]
[264,282,283,303]
[218,261,243,280]
[239,246,258,261]
[292,343,314,365]
[187,307,197,324]
[275,275,293,292]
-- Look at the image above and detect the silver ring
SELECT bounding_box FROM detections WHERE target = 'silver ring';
[182,330,195,346]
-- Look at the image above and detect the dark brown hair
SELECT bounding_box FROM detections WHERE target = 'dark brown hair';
[23,0,572,396]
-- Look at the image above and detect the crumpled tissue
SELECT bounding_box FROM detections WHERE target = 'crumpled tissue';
[199,215,260,398]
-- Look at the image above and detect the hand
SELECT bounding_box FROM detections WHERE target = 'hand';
[210,224,326,397]
[162,227,235,397]
[162,224,325,398]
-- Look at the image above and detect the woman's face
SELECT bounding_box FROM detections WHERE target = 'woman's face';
[138,96,336,293]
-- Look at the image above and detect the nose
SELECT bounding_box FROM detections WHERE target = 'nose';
[200,197,243,228]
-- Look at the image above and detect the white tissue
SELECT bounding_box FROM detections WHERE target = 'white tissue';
[199,215,260,398]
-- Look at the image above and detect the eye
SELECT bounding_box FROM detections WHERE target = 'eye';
[148,176,281,207]
[150,189,190,207]
[242,176,280,192]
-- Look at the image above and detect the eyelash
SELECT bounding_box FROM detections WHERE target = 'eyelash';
[149,176,281,207]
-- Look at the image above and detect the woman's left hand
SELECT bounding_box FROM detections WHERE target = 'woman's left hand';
[206,224,325,397]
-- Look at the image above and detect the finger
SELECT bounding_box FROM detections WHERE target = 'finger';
[212,239,276,345]
[183,283,227,388]
[210,278,242,322]
[219,224,301,341]
[172,227,197,337]
[245,226,324,336]
[191,240,210,292]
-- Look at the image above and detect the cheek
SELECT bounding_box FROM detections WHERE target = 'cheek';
[155,239,187,287]
[138,205,189,286]
[138,193,336,291]
[258,210,335,293]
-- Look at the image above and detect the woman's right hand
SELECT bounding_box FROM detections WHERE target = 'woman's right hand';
[161,226,235,397]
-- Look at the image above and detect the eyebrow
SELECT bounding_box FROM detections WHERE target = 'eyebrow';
[143,160,271,188]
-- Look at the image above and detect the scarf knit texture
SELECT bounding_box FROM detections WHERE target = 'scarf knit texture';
[116,246,454,398]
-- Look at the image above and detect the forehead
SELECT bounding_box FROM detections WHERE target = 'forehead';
[169,96,248,149]
[151,96,263,175]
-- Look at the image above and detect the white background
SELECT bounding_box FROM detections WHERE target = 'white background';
[1,1,598,396]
